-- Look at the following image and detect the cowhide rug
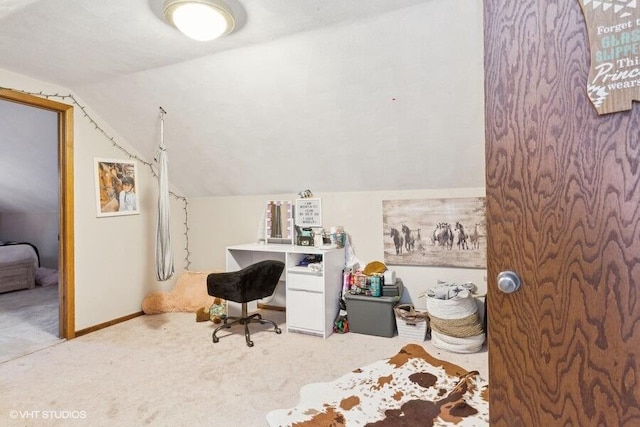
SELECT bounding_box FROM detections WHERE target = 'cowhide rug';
[266,343,489,426]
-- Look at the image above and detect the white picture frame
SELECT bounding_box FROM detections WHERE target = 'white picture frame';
[294,198,322,228]
[94,158,140,217]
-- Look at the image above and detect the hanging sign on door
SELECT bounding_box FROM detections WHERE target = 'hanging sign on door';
[578,0,640,114]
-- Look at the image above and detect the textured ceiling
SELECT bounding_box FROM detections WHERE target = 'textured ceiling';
[0,0,485,206]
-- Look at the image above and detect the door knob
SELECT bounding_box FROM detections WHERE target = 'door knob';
[497,271,521,293]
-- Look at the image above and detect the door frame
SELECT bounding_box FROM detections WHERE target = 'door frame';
[0,88,75,339]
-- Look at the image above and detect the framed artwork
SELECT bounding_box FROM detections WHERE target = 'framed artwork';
[382,197,486,268]
[94,158,140,217]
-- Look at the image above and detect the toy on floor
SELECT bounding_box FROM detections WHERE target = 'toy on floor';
[195,307,210,322]
[208,298,227,324]
[333,309,349,333]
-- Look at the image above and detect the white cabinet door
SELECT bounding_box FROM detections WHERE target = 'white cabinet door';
[286,290,324,334]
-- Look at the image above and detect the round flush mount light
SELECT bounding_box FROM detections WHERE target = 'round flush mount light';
[164,0,235,41]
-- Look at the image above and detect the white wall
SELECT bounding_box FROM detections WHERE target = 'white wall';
[0,69,188,330]
[0,67,485,330]
[188,187,487,312]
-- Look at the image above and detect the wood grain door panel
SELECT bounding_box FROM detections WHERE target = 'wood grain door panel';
[485,0,640,425]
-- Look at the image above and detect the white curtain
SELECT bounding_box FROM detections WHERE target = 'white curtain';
[155,110,174,281]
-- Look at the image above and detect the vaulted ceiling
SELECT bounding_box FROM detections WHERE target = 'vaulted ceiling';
[0,0,484,209]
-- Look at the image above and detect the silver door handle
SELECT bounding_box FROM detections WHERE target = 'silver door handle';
[497,271,521,293]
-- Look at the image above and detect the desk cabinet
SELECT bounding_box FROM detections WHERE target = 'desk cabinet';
[285,249,344,338]
[226,244,345,338]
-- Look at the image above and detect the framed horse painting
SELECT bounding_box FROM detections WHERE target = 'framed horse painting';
[382,197,486,268]
[94,158,140,217]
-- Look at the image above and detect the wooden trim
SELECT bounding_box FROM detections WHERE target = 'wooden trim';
[257,303,286,312]
[0,88,75,340]
[0,89,70,111]
[75,312,145,337]
[59,100,75,339]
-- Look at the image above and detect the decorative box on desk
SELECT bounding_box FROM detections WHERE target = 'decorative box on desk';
[294,226,314,246]
[344,284,403,338]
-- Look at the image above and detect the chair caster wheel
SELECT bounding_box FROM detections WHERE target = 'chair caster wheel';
[275,327,282,334]
[246,340,254,347]
[212,336,219,343]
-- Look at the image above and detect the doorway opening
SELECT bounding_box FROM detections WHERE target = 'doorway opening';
[0,88,75,345]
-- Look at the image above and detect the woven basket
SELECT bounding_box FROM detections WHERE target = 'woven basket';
[431,330,485,354]
[425,293,478,319]
[394,304,429,341]
[394,304,428,324]
[425,293,485,353]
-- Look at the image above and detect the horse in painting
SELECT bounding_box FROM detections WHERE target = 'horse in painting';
[455,222,469,250]
[469,223,480,249]
[390,228,404,255]
[401,225,415,252]
[434,222,454,250]
[98,162,121,212]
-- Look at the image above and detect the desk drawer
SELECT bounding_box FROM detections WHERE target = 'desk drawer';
[287,271,323,292]
[286,289,324,332]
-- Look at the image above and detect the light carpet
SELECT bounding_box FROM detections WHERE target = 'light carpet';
[267,343,488,426]
[0,311,486,426]
[0,285,61,363]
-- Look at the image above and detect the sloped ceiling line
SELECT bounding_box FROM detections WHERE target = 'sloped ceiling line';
[0,85,192,269]
[0,0,485,198]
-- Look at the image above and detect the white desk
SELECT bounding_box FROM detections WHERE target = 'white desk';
[226,243,345,338]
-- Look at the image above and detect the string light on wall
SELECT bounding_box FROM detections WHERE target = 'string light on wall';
[0,86,192,269]
[164,0,235,41]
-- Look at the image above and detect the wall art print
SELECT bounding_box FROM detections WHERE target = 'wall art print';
[94,158,140,217]
[383,197,486,268]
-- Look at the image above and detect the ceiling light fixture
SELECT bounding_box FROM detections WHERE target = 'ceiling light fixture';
[164,0,235,41]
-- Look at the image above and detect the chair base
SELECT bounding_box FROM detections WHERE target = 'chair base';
[212,303,281,347]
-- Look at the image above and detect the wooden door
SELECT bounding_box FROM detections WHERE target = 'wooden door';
[485,1,640,425]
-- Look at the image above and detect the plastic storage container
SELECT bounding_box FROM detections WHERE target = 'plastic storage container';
[344,291,402,337]
[382,279,403,297]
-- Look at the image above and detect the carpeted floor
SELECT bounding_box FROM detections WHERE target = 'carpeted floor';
[0,285,62,363]
[0,310,487,426]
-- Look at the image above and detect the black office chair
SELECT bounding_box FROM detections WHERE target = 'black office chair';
[206,260,285,347]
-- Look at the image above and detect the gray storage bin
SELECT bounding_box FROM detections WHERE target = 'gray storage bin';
[382,278,404,297]
[344,289,402,337]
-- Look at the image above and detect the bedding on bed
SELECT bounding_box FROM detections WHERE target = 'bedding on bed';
[0,241,41,268]
[35,266,59,287]
[0,241,41,293]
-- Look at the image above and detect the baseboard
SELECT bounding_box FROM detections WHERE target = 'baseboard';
[75,311,144,337]
[257,303,286,312]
